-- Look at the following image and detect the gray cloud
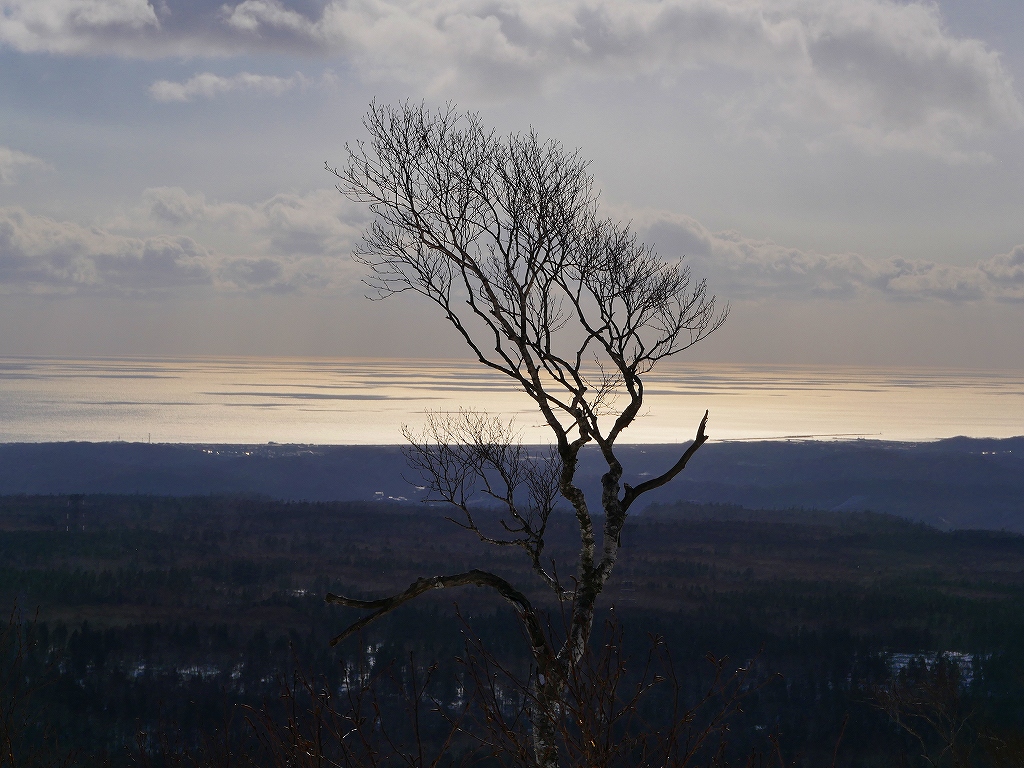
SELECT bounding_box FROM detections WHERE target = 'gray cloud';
[0,195,345,295]
[6,188,1022,303]
[136,186,365,292]
[2,1,1019,159]
[0,0,159,54]
[139,186,364,259]
[980,245,1024,289]
[0,146,48,184]
[0,207,211,293]
[220,257,286,290]
[142,186,256,227]
[640,211,1024,303]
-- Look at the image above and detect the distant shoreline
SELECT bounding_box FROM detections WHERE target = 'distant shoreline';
[3,432,1023,450]
[1,438,1021,532]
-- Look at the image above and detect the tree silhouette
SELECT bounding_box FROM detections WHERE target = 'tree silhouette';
[325,101,727,768]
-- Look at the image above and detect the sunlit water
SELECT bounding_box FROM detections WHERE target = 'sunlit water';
[0,357,1022,444]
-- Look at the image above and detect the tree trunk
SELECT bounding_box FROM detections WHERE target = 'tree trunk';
[531,676,561,768]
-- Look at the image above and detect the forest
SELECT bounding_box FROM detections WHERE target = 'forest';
[0,493,1023,766]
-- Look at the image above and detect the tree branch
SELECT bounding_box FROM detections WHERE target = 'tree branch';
[326,569,550,657]
[621,410,710,511]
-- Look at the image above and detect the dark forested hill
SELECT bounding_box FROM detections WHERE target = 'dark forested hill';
[0,437,1021,530]
[4,494,1024,766]
[0,436,1019,532]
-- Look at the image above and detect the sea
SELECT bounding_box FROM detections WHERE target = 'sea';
[0,356,1022,445]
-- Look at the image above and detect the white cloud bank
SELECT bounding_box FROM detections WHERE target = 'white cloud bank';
[139,186,363,268]
[641,212,1024,303]
[0,146,48,184]
[0,187,365,294]
[1,0,1020,159]
[149,71,314,102]
[0,0,158,54]
[2,188,1022,302]
[0,207,211,293]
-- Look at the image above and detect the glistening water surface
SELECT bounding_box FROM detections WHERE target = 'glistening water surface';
[0,357,1022,444]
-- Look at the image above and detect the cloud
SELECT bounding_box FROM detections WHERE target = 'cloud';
[220,256,283,286]
[0,191,353,296]
[149,70,312,102]
[0,146,48,184]
[0,0,159,55]
[5,187,1022,302]
[725,1,1024,159]
[980,245,1024,290]
[119,186,1024,304]
[135,186,366,292]
[2,1,1019,158]
[139,186,364,259]
[0,207,212,293]
[641,212,1024,303]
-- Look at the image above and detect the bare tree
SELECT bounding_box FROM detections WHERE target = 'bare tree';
[459,614,775,768]
[325,101,727,768]
[873,656,977,768]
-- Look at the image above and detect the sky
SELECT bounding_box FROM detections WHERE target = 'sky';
[0,0,1023,369]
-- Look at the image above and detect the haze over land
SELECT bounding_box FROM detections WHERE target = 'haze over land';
[1,0,1024,371]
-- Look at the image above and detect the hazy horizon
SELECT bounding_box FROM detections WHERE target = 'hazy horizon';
[2,355,1022,445]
